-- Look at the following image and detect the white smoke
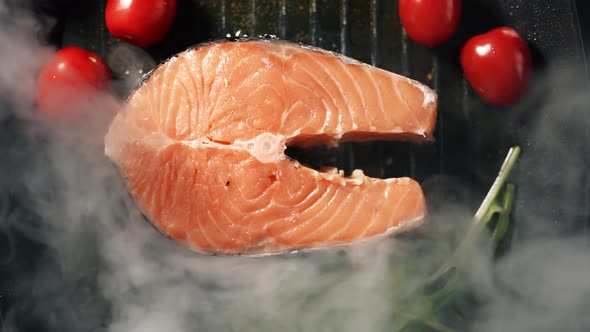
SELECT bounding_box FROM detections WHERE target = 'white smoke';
[472,64,590,332]
[474,236,590,332]
[0,2,589,332]
[0,4,404,331]
[0,1,53,121]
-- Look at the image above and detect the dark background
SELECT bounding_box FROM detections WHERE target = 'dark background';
[2,0,590,331]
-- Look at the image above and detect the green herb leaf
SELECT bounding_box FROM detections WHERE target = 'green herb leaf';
[391,146,521,332]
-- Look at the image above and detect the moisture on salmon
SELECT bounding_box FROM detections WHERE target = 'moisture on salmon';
[104,39,438,255]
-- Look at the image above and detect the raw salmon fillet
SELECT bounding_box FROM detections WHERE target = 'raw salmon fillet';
[105,39,437,255]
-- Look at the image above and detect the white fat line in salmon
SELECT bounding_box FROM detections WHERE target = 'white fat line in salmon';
[181,134,419,187]
[181,132,288,164]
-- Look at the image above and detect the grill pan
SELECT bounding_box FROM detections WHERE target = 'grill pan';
[56,0,590,228]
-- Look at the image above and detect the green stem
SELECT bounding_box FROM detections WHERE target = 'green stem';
[393,311,456,332]
[472,146,521,227]
[491,184,516,248]
[390,146,522,332]
[428,271,460,304]
[428,146,521,282]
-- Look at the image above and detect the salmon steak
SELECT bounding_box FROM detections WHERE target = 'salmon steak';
[104,39,438,255]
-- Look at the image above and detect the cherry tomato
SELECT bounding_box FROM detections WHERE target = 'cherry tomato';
[460,27,532,107]
[36,46,111,116]
[399,0,461,47]
[105,0,177,48]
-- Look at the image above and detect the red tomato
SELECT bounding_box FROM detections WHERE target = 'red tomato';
[36,46,111,116]
[460,27,532,107]
[399,0,461,47]
[105,0,177,48]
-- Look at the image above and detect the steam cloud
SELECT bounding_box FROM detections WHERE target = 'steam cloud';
[1,2,589,332]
